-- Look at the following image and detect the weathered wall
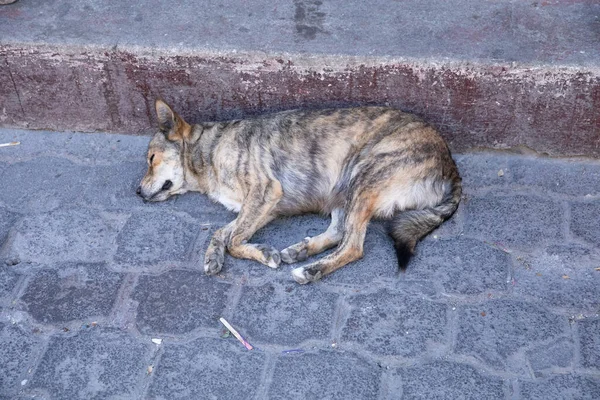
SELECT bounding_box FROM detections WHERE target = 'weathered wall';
[1,44,599,157]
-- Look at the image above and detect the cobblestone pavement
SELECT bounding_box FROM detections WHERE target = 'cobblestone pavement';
[0,128,599,400]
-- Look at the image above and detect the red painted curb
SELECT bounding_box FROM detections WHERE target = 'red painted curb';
[1,44,599,157]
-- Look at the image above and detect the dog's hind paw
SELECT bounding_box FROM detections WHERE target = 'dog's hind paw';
[256,244,281,269]
[291,265,322,284]
[281,237,310,264]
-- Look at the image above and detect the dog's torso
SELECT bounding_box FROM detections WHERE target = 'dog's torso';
[186,107,455,217]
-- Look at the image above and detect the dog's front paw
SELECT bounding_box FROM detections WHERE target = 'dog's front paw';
[291,265,322,284]
[281,237,310,264]
[204,246,225,275]
[256,244,281,269]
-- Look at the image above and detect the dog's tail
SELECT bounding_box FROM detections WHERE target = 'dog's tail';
[389,174,462,272]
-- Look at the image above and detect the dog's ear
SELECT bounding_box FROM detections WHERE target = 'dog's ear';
[156,99,176,132]
[155,99,191,142]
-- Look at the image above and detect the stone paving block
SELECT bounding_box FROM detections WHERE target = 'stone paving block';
[28,328,150,399]
[578,318,600,370]
[571,201,600,245]
[464,194,563,249]
[0,130,70,163]
[148,337,266,400]
[341,290,447,357]
[327,226,399,285]
[391,360,506,400]
[0,323,39,398]
[0,207,17,244]
[231,283,338,346]
[0,158,94,212]
[526,337,574,376]
[82,162,150,210]
[133,270,231,335]
[407,237,509,295]
[9,210,117,263]
[0,266,21,301]
[454,152,511,191]
[388,279,440,300]
[513,245,600,310]
[519,374,600,400]
[65,132,148,165]
[510,156,600,197]
[455,300,569,371]
[53,131,148,165]
[268,351,381,400]
[114,211,200,266]
[0,130,148,165]
[171,192,237,222]
[19,263,124,324]
[427,201,465,239]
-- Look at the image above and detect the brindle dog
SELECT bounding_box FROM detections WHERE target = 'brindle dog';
[138,100,461,284]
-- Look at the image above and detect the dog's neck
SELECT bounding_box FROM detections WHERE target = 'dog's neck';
[179,124,209,193]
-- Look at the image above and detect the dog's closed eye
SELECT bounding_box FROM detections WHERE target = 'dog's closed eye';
[149,154,155,165]
[162,180,173,191]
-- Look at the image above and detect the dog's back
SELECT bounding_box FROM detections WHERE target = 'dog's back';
[208,107,459,213]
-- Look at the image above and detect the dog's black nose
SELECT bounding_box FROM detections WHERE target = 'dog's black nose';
[162,180,173,191]
[136,186,142,196]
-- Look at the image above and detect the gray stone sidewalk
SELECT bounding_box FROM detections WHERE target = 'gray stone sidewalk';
[0,128,599,399]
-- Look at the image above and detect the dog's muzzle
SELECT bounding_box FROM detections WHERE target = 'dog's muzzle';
[136,180,172,201]
[136,186,150,201]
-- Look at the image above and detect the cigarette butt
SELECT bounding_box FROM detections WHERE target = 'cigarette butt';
[219,317,253,350]
[0,141,20,147]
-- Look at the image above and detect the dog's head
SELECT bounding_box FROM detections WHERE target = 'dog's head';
[137,100,192,202]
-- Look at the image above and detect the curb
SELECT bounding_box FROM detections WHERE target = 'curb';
[1,42,599,157]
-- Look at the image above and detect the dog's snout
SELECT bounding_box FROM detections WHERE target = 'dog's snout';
[162,180,173,191]
[136,186,142,196]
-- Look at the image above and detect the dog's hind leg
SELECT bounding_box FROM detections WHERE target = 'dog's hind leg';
[291,195,374,284]
[280,208,345,264]
[204,181,283,274]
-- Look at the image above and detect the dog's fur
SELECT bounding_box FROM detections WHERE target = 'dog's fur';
[138,100,461,284]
